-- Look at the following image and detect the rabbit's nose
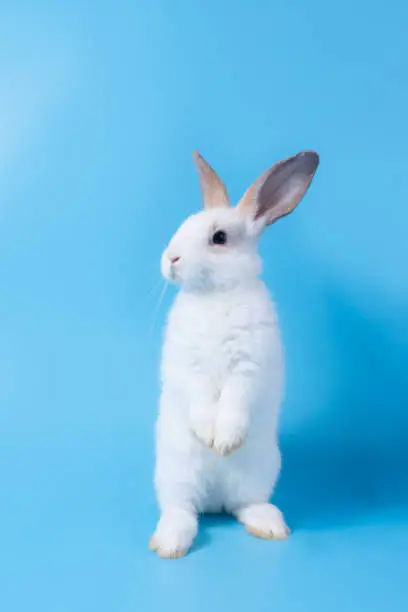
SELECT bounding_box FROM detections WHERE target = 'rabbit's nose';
[170,256,180,264]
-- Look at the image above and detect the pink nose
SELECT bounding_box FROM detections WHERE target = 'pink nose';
[170,256,180,264]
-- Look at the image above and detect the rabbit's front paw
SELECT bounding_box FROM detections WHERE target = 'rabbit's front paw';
[190,408,216,448]
[212,414,247,457]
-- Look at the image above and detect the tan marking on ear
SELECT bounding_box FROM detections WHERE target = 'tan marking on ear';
[193,150,230,210]
[236,167,269,219]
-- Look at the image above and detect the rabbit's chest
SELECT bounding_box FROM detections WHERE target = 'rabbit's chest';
[164,293,263,376]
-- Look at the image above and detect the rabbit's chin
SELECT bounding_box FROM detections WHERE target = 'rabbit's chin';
[165,262,262,294]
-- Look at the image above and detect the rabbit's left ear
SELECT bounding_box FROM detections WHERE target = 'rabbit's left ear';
[193,151,230,210]
[237,151,319,229]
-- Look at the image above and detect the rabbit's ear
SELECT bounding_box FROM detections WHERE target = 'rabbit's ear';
[193,151,230,210]
[237,151,319,229]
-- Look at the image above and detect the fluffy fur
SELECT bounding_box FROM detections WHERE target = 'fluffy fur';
[151,151,319,558]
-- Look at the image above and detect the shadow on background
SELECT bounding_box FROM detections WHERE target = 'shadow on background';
[276,281,408,530]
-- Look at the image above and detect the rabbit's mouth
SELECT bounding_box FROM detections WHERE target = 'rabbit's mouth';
[169,266,182,283]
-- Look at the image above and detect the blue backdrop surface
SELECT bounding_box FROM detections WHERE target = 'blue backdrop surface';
[1,1,408,611]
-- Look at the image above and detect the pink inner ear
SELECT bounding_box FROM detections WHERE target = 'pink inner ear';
[237,151,319,226]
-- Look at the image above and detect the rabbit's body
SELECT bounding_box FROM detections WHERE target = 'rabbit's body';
[150,149,319,558]
[156,280,283,515]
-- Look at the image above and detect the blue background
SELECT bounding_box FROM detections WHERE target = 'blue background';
[1,1,407,611]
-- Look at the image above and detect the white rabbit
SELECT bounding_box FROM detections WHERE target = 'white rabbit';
[150,150,319,558]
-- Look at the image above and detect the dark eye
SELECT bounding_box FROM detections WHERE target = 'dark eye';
[211,230,227,245]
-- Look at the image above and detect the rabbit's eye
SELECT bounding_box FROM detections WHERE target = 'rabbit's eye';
[211,230,227,245]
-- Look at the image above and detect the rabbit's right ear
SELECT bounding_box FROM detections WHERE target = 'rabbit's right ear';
[237,151,319,231]
[193,151,230,210]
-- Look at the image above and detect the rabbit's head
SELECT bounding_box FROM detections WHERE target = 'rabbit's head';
[161,150,319,292]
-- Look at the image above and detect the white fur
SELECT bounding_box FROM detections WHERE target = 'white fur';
[151,206,289,557]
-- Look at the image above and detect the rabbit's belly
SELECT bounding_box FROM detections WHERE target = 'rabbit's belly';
[197,416,280,513]
[156,390,280,512]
